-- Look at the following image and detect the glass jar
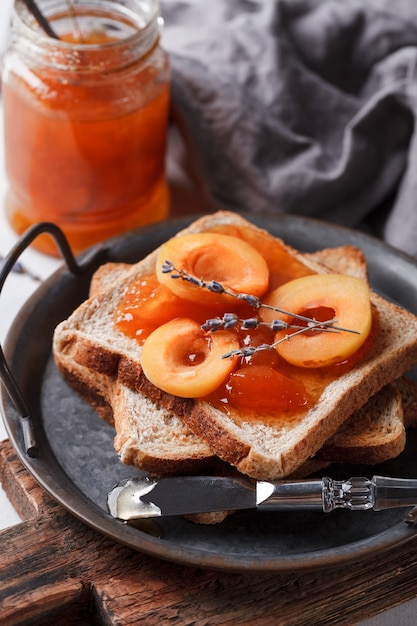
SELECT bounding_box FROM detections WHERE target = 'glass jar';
[2,0,170,256]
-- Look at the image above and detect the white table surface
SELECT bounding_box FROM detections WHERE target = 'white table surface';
[0,1,61,533]
[1,2,417,623]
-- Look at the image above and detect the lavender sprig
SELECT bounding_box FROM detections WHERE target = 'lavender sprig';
[162,261,359,334]
[162,260,262,308]
[201,313,340,334]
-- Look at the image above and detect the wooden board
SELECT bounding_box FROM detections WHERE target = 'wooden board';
[2,439,417,625]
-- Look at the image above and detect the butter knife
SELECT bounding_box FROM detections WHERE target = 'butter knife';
[107,475,417,523]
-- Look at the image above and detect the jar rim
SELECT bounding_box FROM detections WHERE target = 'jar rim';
[13,0,161,52]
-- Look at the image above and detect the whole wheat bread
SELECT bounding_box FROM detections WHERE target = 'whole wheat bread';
[53,211,417,480]
[87,245,408,468]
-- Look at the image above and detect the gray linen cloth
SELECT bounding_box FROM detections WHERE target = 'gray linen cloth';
[161,0,417,257]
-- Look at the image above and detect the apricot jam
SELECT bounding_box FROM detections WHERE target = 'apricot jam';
[115,274,227,341]
[2,0,170,256]
[115,225,373,419]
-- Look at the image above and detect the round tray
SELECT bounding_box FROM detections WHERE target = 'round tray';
[2,212,417,572]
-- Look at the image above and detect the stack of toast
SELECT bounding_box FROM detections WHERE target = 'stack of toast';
[53,212,417,521]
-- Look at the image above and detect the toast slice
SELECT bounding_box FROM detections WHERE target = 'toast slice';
[53,211,417,480]
[84,245,407,468]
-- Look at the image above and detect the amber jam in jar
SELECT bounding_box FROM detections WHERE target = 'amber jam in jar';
[115,225,374,423]
[2,0,170,256]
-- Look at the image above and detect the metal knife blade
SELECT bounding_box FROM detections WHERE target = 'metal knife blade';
[107,475,257,520]
[107,474,417,521]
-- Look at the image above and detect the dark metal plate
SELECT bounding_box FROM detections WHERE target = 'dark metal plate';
[2,212,417,572]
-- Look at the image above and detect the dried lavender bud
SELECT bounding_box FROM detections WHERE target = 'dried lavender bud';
[236,293,262,308]
[223,313,239,329]
[270,319,288,331]
[161,260,175,273]
[207,280,225,294]
[241,318,259,330]
[202,313,241,332]
[201,317,224,331]
[187,275,202,287]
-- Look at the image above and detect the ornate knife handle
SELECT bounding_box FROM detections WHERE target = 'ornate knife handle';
[329,476,417,511]
[323,476,375,511]
[324,475,417,512]
[257,476,417,513]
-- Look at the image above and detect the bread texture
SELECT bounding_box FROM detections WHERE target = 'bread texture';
[314,383,405,465]
[393,376,417,429]
[55,352,219,474]
[53,211,417,481]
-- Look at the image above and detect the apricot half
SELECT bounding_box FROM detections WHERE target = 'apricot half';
[260,274,372,368]
[156,233,269,305]
[141,318,239,397]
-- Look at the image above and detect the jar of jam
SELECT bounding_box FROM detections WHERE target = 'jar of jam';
[1,0,170,256]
